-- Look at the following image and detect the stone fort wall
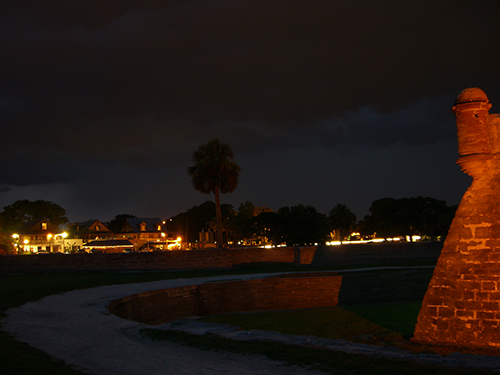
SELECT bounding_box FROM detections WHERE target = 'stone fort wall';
[0,246,317,273]
[108,272,342,325]
[414,88,500,348]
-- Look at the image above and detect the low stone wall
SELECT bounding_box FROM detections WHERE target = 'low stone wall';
[231,246,316,265]
[108,272,342,325]
[0,246,317,273]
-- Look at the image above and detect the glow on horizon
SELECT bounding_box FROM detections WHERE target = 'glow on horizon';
[326,235,421,246]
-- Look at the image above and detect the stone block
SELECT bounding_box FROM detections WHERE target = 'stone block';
[490,224,500,238]
[488,291,500,301]
[477,227,492,239]
[456,309,475,319]
[435,319,450,331]
[454,300,468,310]
[457,242,470,254]
[437,306,456,319]
[477,311,496,320]
[481,301,500,311]
[481,282,497,291]
[460,226,474,240]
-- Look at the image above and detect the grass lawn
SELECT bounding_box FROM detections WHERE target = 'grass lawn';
[346,302,423,339]
[0,260,497,374]
[199,307,404,344]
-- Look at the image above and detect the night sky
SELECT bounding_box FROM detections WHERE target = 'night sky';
[2,1,500,223]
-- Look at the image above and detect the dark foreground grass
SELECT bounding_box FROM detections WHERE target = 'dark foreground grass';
[200,307,403,344]
[345,302,423,339]
[142,329,494,375]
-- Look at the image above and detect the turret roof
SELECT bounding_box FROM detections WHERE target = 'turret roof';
[455,87,489,105]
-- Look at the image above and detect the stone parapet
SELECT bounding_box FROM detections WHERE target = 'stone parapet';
[108,272,342,325]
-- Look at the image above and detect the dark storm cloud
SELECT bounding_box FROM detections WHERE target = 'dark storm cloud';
[1,0,499,218]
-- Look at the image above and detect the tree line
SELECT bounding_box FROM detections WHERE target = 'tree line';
[0,196,456,249]
[168,197,456,247]
[0,139,457,249]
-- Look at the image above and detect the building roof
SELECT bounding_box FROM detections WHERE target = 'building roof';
[17,219,62,235]
[69,219,111,233]
[121,218,164,233]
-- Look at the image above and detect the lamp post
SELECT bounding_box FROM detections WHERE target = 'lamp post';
[47,234,53,253]
[11,234,19,255]
[161,232,166,250]
[61,232,68,253]
[185,217,189,250]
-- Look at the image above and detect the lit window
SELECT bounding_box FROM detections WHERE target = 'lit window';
[41,223,47,230]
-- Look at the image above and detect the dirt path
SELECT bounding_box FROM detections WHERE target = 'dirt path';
[2,274,329,375]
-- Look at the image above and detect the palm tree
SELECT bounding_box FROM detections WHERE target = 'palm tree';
[187,139,241,247]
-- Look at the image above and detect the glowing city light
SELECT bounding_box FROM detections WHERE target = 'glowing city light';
[326,237,403,246]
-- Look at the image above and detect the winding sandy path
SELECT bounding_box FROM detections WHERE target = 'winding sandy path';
[2,274,328,375]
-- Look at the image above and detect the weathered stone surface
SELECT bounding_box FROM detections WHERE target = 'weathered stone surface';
[414,88,500,348]
[108,273,342,325]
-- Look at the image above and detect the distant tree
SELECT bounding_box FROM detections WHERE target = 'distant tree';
[235,201,257,241]
[361,198,401,239]
[257,205,329,246]
[361,196,456,241]
[329,204,357,243]
[169,201,217,243]
[168,212,189,241]
[283,205,329,246]
[405,197,456,241]
[0,199,69,233]
[107,214,137,234]
[254,211,281,246]
[233,201,273,245]
[207,204,237,244]
[0,232,13,254]
[187,139,241,247]
[169,201,239,244]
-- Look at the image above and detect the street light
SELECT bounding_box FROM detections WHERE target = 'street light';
[47,234,53,253]
[61,232,68,253]
[11,234,19,254]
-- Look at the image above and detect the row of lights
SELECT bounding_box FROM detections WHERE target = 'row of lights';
[12,232,68,252]
[326,235,422,246]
